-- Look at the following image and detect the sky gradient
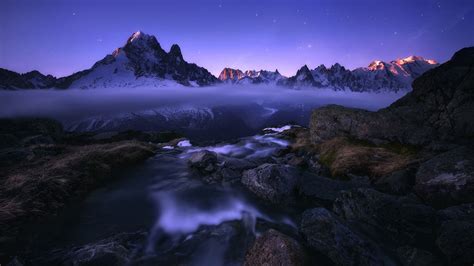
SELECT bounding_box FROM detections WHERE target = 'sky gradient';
[1,0,473,77]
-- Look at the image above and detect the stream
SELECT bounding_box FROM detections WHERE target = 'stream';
[28,128,300,265]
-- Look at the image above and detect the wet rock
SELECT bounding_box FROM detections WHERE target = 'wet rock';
[396,246,442,266]
[187,150,218,174]
[415,147,474,208]
[297,172,369,207]
[244,229,306,266]
[436,220,474,266]
[242,163,300,204]
[374,166,417,195]
[300,208,385,266]
[333,188,437,246]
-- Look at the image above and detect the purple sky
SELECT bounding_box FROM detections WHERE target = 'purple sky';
[1,0,473,77]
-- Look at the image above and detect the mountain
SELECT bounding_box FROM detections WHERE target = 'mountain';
[278,65,317,87]
[0,69,57,90]
[282,56,438,91]
[218,68,285,85]
[219,68,245,82]
[0,31,220,89]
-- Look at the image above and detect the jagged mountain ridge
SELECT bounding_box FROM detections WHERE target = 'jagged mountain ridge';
[0,31,219,89]
[279,56,438,91]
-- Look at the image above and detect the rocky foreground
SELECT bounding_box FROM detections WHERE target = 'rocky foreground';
[1,47,473,266]
[187,47,474,266]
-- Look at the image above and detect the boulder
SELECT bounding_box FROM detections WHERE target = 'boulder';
[242,164,299,204]
[300,208,385,266]
[414,147,474,208]
[244,229,306,266]
[333,188,437,246]
[187,150,218,174]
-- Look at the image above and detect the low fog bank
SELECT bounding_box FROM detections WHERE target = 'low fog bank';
[0,85,407,123]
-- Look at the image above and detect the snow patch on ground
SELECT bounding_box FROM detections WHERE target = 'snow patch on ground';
[263,125,292,133]
[177,140,192,147]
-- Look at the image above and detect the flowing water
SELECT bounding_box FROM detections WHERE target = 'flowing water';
[28,129,299,265]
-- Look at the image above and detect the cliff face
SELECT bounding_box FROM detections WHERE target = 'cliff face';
[310,47,474,146]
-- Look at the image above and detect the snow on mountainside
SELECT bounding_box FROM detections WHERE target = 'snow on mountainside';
[0,31,220,90]
[218,68,285,85]
[281,56,438,91]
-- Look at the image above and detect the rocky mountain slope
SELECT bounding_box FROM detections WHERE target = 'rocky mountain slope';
[0,31,219,89]
[281,55,438,91]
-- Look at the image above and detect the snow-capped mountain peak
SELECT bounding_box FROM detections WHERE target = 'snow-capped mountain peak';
[127,31,152,43]
[46,31,219,89]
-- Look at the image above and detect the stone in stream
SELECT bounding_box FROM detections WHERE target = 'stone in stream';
[300,208,386,266]
[241,163,300,205]
[244,229,307,266]
[187,150,218,174]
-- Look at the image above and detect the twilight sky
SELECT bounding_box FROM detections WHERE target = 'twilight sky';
[1,0,473,77]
